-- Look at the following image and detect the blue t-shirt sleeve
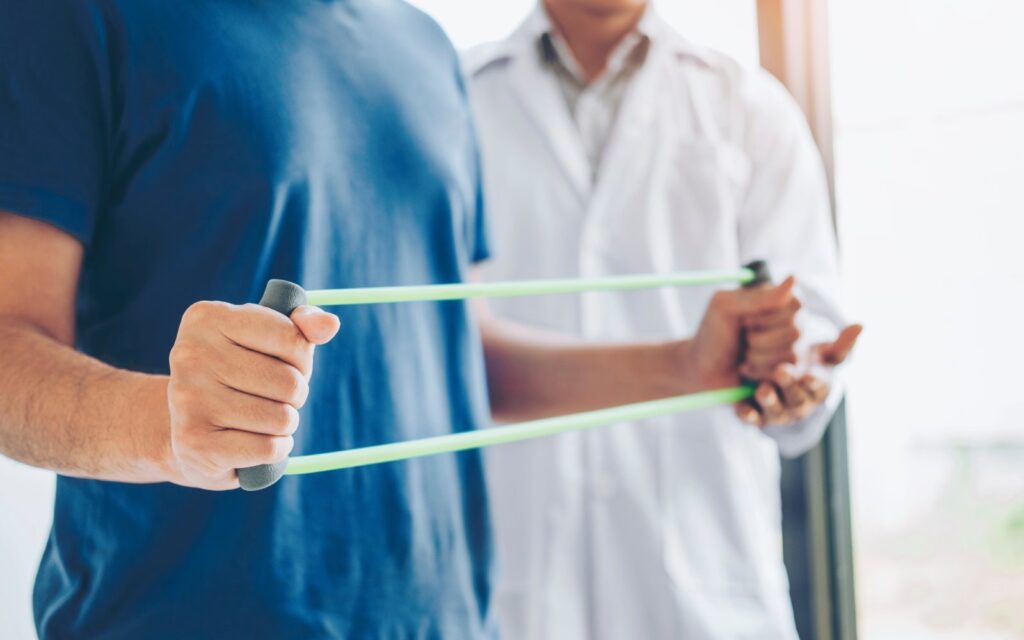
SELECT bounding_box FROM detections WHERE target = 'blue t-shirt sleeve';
[456,66,491,265]
[469,148,491,264]
[0,1,113,246]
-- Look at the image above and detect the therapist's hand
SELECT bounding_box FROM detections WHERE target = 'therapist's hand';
[681,277,800,391]
[166,302,340,489]
[736,324,862,427]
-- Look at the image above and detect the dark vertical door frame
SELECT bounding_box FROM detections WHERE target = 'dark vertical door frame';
[755,2,858,639]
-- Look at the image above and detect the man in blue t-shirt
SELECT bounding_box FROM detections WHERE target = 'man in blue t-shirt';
[0,1,806,637]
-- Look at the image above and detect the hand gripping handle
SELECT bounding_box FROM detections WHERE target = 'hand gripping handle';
[236,279,308,491]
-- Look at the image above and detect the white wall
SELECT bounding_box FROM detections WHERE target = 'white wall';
[830,1,1024,637]
[0,460,55,639]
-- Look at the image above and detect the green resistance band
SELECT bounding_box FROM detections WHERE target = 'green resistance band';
[235,261,771,491]
[283,386,753,476]
[304,268,756,307]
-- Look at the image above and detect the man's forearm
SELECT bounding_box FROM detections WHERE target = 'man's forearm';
[0,320,175,483]
[479,315,706,423]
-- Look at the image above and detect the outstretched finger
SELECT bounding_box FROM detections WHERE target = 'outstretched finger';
[812,324,863,365]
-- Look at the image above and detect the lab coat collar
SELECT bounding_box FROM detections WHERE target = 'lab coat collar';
[540,16,649,91]
[503,38,593,201]
[463,4,716,202]
[464,4,712,201]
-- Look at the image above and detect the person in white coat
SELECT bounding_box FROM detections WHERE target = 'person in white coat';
[464,1,862,638]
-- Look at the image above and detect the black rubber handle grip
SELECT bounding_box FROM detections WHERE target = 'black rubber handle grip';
[237,279,308,492]
[742,260,772,288]
[740,260,772,388]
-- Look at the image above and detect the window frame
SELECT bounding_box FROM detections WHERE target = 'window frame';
[755,1,858,638]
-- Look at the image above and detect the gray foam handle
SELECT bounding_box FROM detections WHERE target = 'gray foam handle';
[237,279,308,492]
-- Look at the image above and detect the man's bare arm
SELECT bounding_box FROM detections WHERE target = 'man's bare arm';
[474,269,802,423]
[0,212,340,488]
[478,312,696,424]
[0,213,173,481]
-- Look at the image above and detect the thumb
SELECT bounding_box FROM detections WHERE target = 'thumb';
[812,324,862,365]
[723,276,796,316]
[289,306,341,345]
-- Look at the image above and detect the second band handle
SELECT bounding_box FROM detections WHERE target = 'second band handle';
[742,260,772,288]
[236,279,308,491]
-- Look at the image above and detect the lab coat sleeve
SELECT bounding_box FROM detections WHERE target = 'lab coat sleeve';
[735,70,849,459]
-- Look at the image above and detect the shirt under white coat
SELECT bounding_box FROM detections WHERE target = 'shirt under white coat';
[464,7,847,640]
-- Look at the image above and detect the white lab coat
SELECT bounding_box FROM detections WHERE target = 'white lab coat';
[464,8,847,640]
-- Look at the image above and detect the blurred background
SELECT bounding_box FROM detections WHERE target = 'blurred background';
[1,0,1022,638]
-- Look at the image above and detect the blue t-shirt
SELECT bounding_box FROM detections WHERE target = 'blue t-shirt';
[0,1,495,637]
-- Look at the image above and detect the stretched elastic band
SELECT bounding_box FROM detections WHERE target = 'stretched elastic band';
[284,386,754,475]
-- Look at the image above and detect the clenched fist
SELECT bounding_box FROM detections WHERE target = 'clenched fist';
[680,277,800,391]
[167,301,340,490]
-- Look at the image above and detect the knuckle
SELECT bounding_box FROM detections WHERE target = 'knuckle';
[274,436,295,460]
[258,435,293,462]
[280,367,308,405]
[171,423,203,454]
[284,406,300,435]
[167,382,201,416]
[270,403,300,436]
[169,342,202,371]
[182,300,222,325]
[166,379,185,404]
